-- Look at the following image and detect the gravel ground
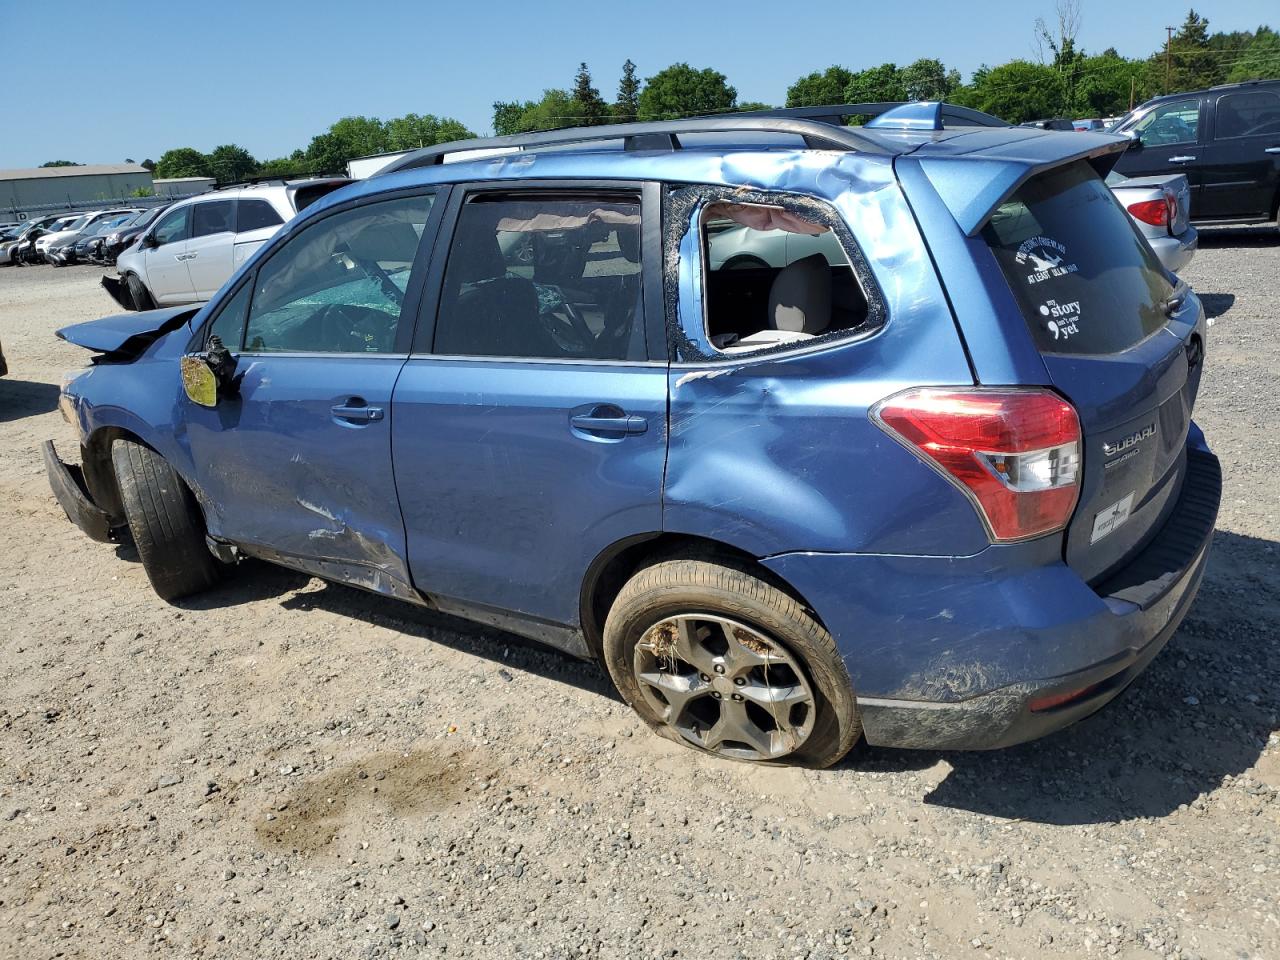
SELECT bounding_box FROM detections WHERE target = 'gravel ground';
[1,239,1277,960]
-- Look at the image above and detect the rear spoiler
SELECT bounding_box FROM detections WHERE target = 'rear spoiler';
[914,131,1131,236]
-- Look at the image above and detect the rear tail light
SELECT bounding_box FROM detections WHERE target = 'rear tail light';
[873,388,1082,542]
[1127,198,1171,228]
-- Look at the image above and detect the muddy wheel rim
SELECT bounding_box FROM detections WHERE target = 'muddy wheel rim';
[633,614,817,761]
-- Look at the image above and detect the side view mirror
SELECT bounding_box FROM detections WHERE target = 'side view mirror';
[180,335,240,408]
[141,233,158,249]
[180,355,218,407]
[1122,130,1142,148]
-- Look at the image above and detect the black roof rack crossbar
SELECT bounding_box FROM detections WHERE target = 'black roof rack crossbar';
[379,115,897,175]
[212,172,349,191]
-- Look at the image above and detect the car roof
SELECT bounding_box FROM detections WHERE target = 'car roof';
[1137,78,1280,110]
[303,106,1124,239]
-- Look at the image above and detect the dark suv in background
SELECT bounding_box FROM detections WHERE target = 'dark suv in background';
[1111,79,1280,224]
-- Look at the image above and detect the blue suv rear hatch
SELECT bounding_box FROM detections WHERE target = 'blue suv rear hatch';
[981,161,1203,583]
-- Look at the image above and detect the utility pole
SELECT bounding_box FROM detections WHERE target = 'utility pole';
[1165,25,1175,94]
[1129,75,1136,110]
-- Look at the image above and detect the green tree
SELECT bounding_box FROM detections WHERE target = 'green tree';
[898,58,961,101]
[207,144,258,184]
[638,63,736,120]
[736,101,772,112]
[40,160,82,167]
[1163,9,1221,92]
[844,63,907,103]
[786,66,855,107]
[255,150,309,178]
[1227,26,1280,82]
[493,100,537,136]
[154,147,211,179]
[303,116,390,173]
[384,113,474,150]
[1071,52,1150,116]
[961,60,1066,123]
[614,59,641,120]
[572,62,608,125]
[492,90,580,134]
[140,159,156,172]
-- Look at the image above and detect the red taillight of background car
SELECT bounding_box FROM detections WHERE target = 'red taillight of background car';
[874,388,1082,542]
[1127,198,1171,227]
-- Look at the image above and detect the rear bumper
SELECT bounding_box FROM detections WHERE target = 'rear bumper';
[43,440,115,543]
[1149,226,1198,274]
[763,432,1221,750]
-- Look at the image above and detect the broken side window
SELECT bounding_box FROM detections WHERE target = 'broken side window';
[696,199,871,354]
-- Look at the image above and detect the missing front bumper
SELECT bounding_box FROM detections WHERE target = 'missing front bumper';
[43,440,115,543]
[100,275,133,311]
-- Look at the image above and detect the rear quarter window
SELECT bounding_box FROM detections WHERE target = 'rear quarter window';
[982,162,1173,356]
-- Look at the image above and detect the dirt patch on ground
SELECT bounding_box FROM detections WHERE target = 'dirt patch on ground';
[255,750,486,855]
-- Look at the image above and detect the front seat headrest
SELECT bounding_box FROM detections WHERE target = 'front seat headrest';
[768,254,831,335]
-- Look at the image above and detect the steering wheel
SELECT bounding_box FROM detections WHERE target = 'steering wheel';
[314,303,397,352]
[540,298,596,354]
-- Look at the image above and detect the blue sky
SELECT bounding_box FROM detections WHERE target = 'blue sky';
[1,0,1274,168]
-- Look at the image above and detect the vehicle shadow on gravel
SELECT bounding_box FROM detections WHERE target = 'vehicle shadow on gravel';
[1197,292,1234,319]
[0,378,59,423]
[183,569,620,699]
[854,529,1278,826]
[1195,225,1279,248]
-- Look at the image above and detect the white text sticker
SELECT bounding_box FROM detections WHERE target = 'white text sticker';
[1090,492,1135,544]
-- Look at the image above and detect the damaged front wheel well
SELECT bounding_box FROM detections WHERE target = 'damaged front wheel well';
[579,533,826,664]
[82,426,141,523]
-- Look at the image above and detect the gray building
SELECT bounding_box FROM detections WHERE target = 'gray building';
[1,164,153,220]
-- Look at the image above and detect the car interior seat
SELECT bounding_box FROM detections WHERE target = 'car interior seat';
[720,253,832,352]
[436,228,557,358]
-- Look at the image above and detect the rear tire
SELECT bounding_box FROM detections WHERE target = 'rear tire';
[126,273,155,311]
[602,557,860,768]
[111,439,223,601]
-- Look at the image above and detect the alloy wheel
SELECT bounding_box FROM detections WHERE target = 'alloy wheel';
[632,614,816,761]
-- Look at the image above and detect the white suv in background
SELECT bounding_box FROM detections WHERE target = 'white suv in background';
[106,178,350,310]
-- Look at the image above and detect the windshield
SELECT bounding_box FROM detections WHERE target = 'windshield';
[134,205,168,228]
[983,161,1173,356]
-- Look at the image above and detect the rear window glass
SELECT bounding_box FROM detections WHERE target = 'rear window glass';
[982,162,1173,355]
[237,198,283,232]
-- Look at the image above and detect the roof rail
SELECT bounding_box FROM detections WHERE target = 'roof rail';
[379,115,896,176]
[1209,78,1273,90]
[212,172,346,191]
[378,101,1007,176]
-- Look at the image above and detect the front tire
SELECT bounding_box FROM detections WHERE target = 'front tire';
[602,558,860,767]
[111,439,223,601]
[126,273,155,311]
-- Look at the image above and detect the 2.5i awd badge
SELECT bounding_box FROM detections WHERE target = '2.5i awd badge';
[1103,423,1155,457]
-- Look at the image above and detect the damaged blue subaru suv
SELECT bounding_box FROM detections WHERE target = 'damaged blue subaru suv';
[46,102,1220,766]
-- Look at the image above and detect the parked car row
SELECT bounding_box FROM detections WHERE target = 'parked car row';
[102,178,350,310]
[0,207,156,267]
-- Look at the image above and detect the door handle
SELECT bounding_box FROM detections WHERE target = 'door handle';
[1169,155,1196,164]
[331,402,384,422]
[570,412,648,435]
[1265,146,1280,154]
